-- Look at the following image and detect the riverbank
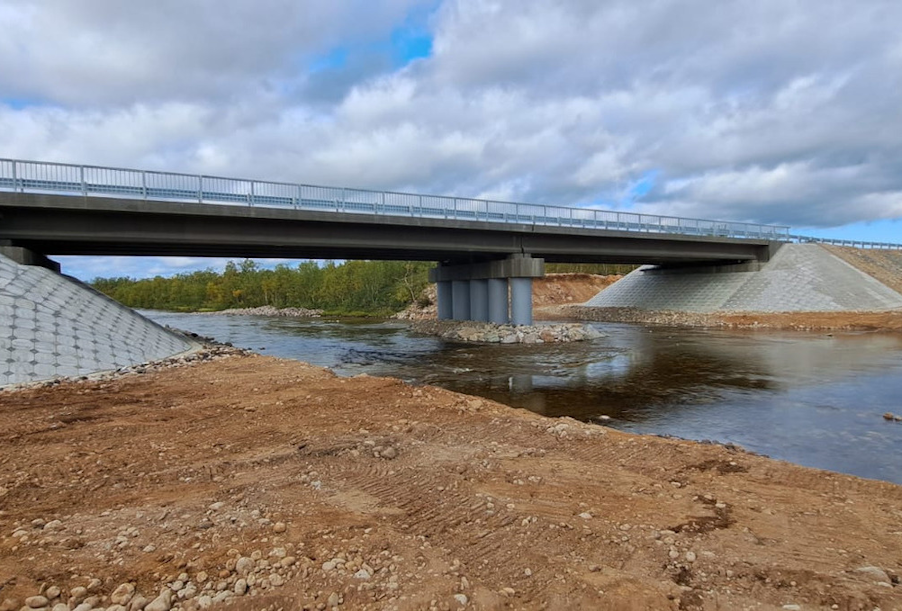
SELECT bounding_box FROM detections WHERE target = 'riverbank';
[561,306,902,331]
[1,355,899,611]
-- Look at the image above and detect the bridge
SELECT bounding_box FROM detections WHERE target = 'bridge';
[0,157,844,325]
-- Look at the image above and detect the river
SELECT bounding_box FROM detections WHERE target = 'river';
[144,311,902,485]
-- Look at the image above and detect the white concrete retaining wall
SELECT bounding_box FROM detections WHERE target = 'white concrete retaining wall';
[0,254,197,387]
[585,244,902,313]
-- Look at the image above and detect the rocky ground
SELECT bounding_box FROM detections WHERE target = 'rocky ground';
[409,321,603,343]
[203,307,323,318]
[561,306,902,332]
[1,354,900,611]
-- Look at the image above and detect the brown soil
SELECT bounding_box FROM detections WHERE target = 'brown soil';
[564,306,902,332]
[532,274,621,306]
[821,246,902,296]
[1,355,901,610]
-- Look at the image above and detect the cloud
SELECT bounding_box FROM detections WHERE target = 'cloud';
[2,0,902,279]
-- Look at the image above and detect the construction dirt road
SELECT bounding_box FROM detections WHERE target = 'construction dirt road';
[1,352,900,611]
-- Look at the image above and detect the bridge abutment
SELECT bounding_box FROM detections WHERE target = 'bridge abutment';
[0,243,60,272]
[429,254,545,324]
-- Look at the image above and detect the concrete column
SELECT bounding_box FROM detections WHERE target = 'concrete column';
[488,278,509,324]
[451,280,470,320]
[436,281,452,320]
[469,279,489,322]
[510,277,533,326]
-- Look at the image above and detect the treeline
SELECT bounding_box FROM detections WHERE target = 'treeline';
[92,260,433,316]
[91,260,637,315]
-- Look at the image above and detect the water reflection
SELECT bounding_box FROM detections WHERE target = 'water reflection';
[144,311,902,484]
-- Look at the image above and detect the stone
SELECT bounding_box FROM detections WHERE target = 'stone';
[111,584,135,606]
[453,594,468,606]
[327,592,340,607]
[353,569,371,579]
[235,556,255,576]
[127,595,148,611]
[52,605,68,611]
[381,446,398,460]
[233,579,247,596]
[70,587,88,603]
[44,588,60,600]
[195,596,213,610]
[272,522,287,533]
[269,573,284,587]
[25,596,49,609]
[85,578,102,593]
[855,566,890,583]
[144,589,173,611]
[685,551,697,563]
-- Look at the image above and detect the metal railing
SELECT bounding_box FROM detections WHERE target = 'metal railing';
[0,157,792,241]
[789,235,902,250]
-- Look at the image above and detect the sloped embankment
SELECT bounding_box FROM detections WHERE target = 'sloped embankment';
[583,244,902,314]
[0,254,197,387]
[822,245,902,296]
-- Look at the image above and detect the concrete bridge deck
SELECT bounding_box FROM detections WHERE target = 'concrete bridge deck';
[0,158,786,266]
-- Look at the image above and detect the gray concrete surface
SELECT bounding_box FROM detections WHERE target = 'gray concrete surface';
[585,244,902,312]
[0,254,197,387]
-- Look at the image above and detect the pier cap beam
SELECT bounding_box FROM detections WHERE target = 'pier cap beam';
[428,254,545,283]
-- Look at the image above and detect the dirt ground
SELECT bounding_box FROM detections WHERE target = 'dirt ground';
[532,274,621,307]
[1,353,901,611]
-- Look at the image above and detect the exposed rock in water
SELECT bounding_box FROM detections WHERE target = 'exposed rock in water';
[410,320,603,343]
[203,305,323,318]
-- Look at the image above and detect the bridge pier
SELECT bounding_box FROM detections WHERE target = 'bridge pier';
[436,281,453,320]
[430,254,545,324]
[488,278,509,324]
[510,277,533,326]
[469,279,489,322]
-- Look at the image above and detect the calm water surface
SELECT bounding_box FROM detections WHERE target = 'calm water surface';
[145,311,902,484]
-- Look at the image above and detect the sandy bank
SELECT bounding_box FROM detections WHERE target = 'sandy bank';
[0,354,900,611]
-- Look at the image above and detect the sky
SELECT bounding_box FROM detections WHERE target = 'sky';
[1,0,901,280]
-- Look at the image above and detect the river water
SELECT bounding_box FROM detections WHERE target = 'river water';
[144,311,902,485]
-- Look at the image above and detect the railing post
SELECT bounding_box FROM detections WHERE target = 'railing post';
[198,175,203,203]
[80,166,87,196]
[296,184,301,209]
[249,181,255,207]
[142,171,147,199]
[11,160,18,192]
